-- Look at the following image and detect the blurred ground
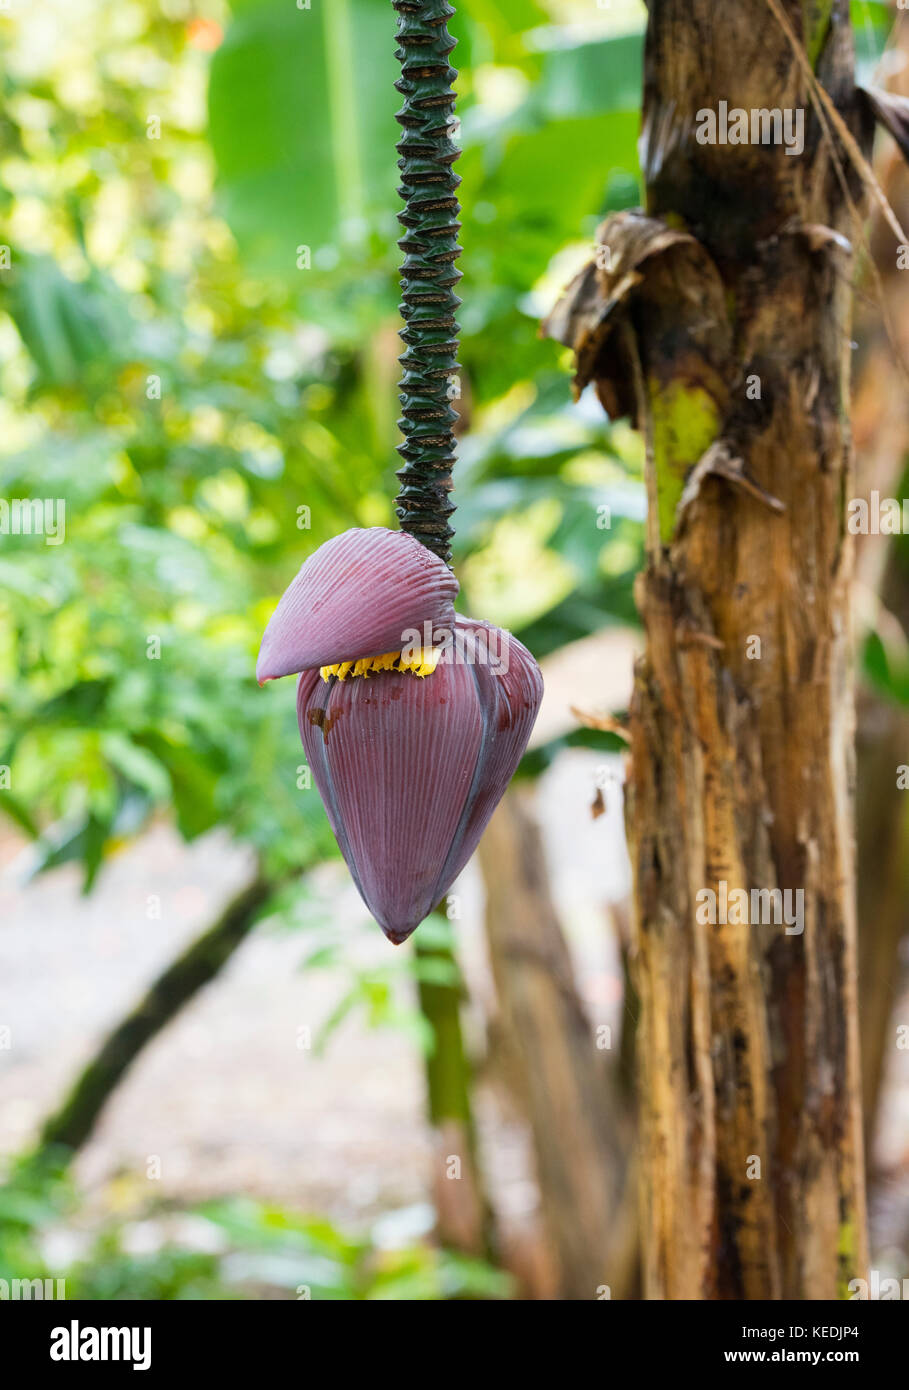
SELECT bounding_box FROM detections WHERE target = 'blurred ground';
[0,745,630,1241]
[1,741,906,1267]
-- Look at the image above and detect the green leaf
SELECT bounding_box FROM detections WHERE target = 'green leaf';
[457,0,549,63]
[534,31,644,120]
[6,255,132,389]
[208,0,399,274]
[462,111,640,285]
[863,629,909,707]
[167,752,222,840]
[28,812,111,893]
[101,732,172,802]
[0,792,41,839]
[852,2,892,82]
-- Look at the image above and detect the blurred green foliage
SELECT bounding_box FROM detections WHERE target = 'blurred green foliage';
[0,1155,508,1299]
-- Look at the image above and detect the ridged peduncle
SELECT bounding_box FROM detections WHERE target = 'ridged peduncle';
[392,0,461,566]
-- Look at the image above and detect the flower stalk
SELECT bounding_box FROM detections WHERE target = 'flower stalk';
[392,0,461,565]
[255,7,542,946]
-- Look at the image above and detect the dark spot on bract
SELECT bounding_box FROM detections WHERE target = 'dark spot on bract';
[307,704,340,739]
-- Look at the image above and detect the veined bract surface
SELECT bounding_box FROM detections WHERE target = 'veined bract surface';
[258,528,543,942]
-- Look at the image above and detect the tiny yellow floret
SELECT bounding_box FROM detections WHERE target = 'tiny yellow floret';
[320,645,442,683]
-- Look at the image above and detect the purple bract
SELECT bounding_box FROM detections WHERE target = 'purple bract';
[258,528,543,942]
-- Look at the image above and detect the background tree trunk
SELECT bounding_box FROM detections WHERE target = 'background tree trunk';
[547,0,876,1298]
[852,22,909,1150]
[856,679,909,1147]
[478,787,636,1300]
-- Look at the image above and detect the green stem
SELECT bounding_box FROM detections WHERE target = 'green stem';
[417,927,472,1129]
[415,913,491,1255]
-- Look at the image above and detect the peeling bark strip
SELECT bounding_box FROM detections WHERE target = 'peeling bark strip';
[545,0,878,1298]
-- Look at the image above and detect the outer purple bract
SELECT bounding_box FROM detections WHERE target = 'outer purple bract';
[299,617,542,942]
[257,528,543,943]
[257,527,458,683]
